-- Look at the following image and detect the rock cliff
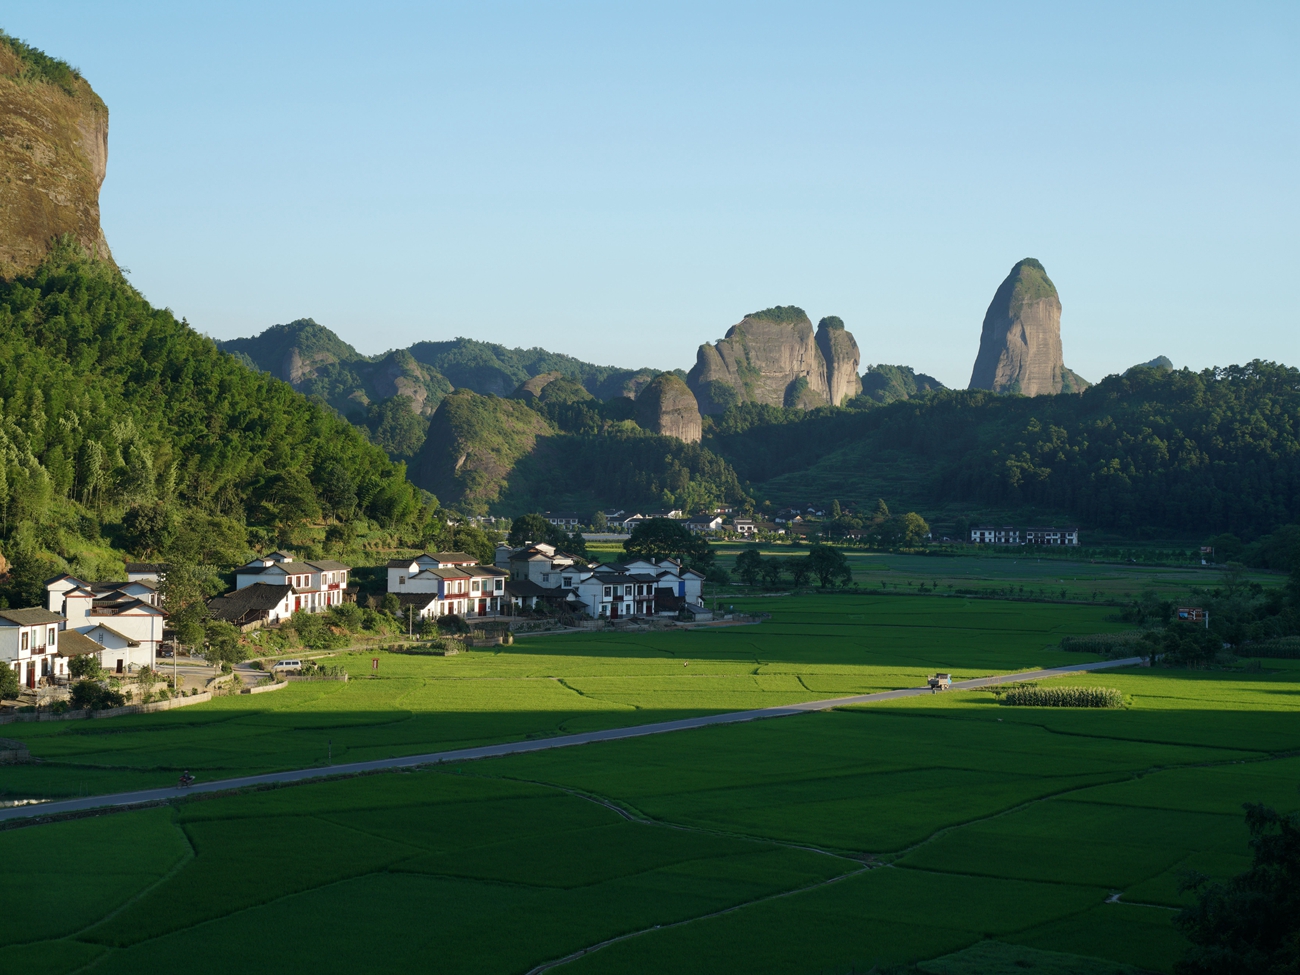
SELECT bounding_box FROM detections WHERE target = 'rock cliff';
[0,35,112,277]
[815,317,863,406]
[687,306,861,414]
[968,258,1089,396]
[635,374,702,443]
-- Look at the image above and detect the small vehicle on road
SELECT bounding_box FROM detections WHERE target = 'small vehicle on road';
[273,660,303,671]
[178,771,196,788]
[927,673,952,692]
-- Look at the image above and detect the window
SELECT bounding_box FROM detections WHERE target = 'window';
[399,575,405,585]
[624,585,633,596]
[48,627,56,646]
[541,572,550,582]
[20,631,28,652]
[603,586,612,597]
[562,577,572,587]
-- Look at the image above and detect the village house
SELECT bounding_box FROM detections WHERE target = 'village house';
[0,608,67,690]
[46,576,166,672]
[235,551,351,613]
[207,585,295,629]
[543,512,582,531]
[732,518,756,536]
[685,514,724,534]
[569,558,706,620]
[969,526,1079,547]
[387,552,508,617]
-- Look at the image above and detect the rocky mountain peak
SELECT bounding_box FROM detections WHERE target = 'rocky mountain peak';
[968,258,1089,396]
[0,34,113,277]
[687,306,862,414]
[635,373,702,443]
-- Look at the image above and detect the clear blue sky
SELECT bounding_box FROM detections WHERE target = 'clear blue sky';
[6,2,1297,387]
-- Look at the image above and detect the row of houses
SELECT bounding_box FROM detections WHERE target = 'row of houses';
[384,543,707,621]
[207,551,353,627]
[969,526,1080,546]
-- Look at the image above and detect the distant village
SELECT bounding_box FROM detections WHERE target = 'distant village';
[3,508,1079,697]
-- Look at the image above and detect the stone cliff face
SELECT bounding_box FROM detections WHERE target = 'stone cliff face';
[687,306,861,414]
[968,258,1088,396]
[815,317,863,406]
[0,39,113,277]
[635,374,702,443]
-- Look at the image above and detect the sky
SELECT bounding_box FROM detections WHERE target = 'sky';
[5,1,1298,388]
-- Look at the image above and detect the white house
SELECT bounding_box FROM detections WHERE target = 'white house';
[207,584,296,629]
[543,512,582,530]
[568,558,705,619]
[386,552,479,592]
[235,552,350,613]
[0,608,66,690]
[970,526,1078,547]
[685,515,724,534]
[732,518,756,536]
[46,576,165,670]
[504,544,581,588]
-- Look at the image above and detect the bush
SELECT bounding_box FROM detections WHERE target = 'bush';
[1059,631,1146,659]
[1239,637,1300,659]
[71,680,126,711]
[1002,685,1124,708]
[0,664,18,699]
[67,654,102,679]
[438,613,470,635]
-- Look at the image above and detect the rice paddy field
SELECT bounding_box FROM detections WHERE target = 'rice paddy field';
[4,591,1299,975]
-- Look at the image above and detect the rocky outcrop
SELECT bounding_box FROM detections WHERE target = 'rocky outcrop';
[815,317,863,406]
[968,258,1088,396]
[687,306,861,414]
[635,374,702,443]
[512,372,563,400]
[0,37,113,277]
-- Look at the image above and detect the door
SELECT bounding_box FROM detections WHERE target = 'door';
[116,659,124,674]
[26,663,35,688]
[610,603,619,620]
[478,599,487,617]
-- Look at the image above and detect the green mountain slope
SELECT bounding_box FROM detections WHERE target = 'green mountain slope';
[710,363,1300,536]
[411,387,749,516]
[0,247,423,601]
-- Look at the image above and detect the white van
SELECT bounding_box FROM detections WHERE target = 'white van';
[273,659,303,671]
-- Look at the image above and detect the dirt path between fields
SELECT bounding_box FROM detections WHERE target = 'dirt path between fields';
[0,657,1142,823]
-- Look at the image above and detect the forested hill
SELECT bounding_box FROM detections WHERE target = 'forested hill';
[0,246,425,603]
[708,362,1300,537]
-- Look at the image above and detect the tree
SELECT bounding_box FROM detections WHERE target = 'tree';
[68,654,101,679]
[451,524,496,564]
[786,557,813,588]
[759,558,785,588]
[1174,801,1300,974]
[623,518,714,568]
[508,513,554,547]
[734,547,764,586]
[807,545,852,587]
[592,511,608,531]
[203,620,246,666]
[830,499,842,519]
[872,498,890,521]
[0,663,17,700]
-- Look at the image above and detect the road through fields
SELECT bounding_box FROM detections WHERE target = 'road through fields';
[0,657,1142,823]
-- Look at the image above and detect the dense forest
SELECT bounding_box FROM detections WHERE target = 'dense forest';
[705,361,1300,538]
[0,244,429,603]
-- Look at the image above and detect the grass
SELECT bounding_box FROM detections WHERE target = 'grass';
[2,593,1297,974]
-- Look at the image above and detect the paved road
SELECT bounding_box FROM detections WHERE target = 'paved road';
[0,657,1142,823]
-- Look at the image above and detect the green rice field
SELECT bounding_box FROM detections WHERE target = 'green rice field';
[3,592,1298,974]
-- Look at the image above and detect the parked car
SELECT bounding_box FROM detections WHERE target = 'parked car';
[273,659,303,671]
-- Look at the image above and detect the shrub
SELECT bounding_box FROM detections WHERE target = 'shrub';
[71,681,126,711]
[0,664,18,699]
[67,654,102,679]
[1002,685,1124,708]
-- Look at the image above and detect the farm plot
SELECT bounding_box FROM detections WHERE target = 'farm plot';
[8,595,1121,799]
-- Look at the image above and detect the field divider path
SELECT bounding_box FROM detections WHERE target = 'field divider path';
[0,657,1142,824]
